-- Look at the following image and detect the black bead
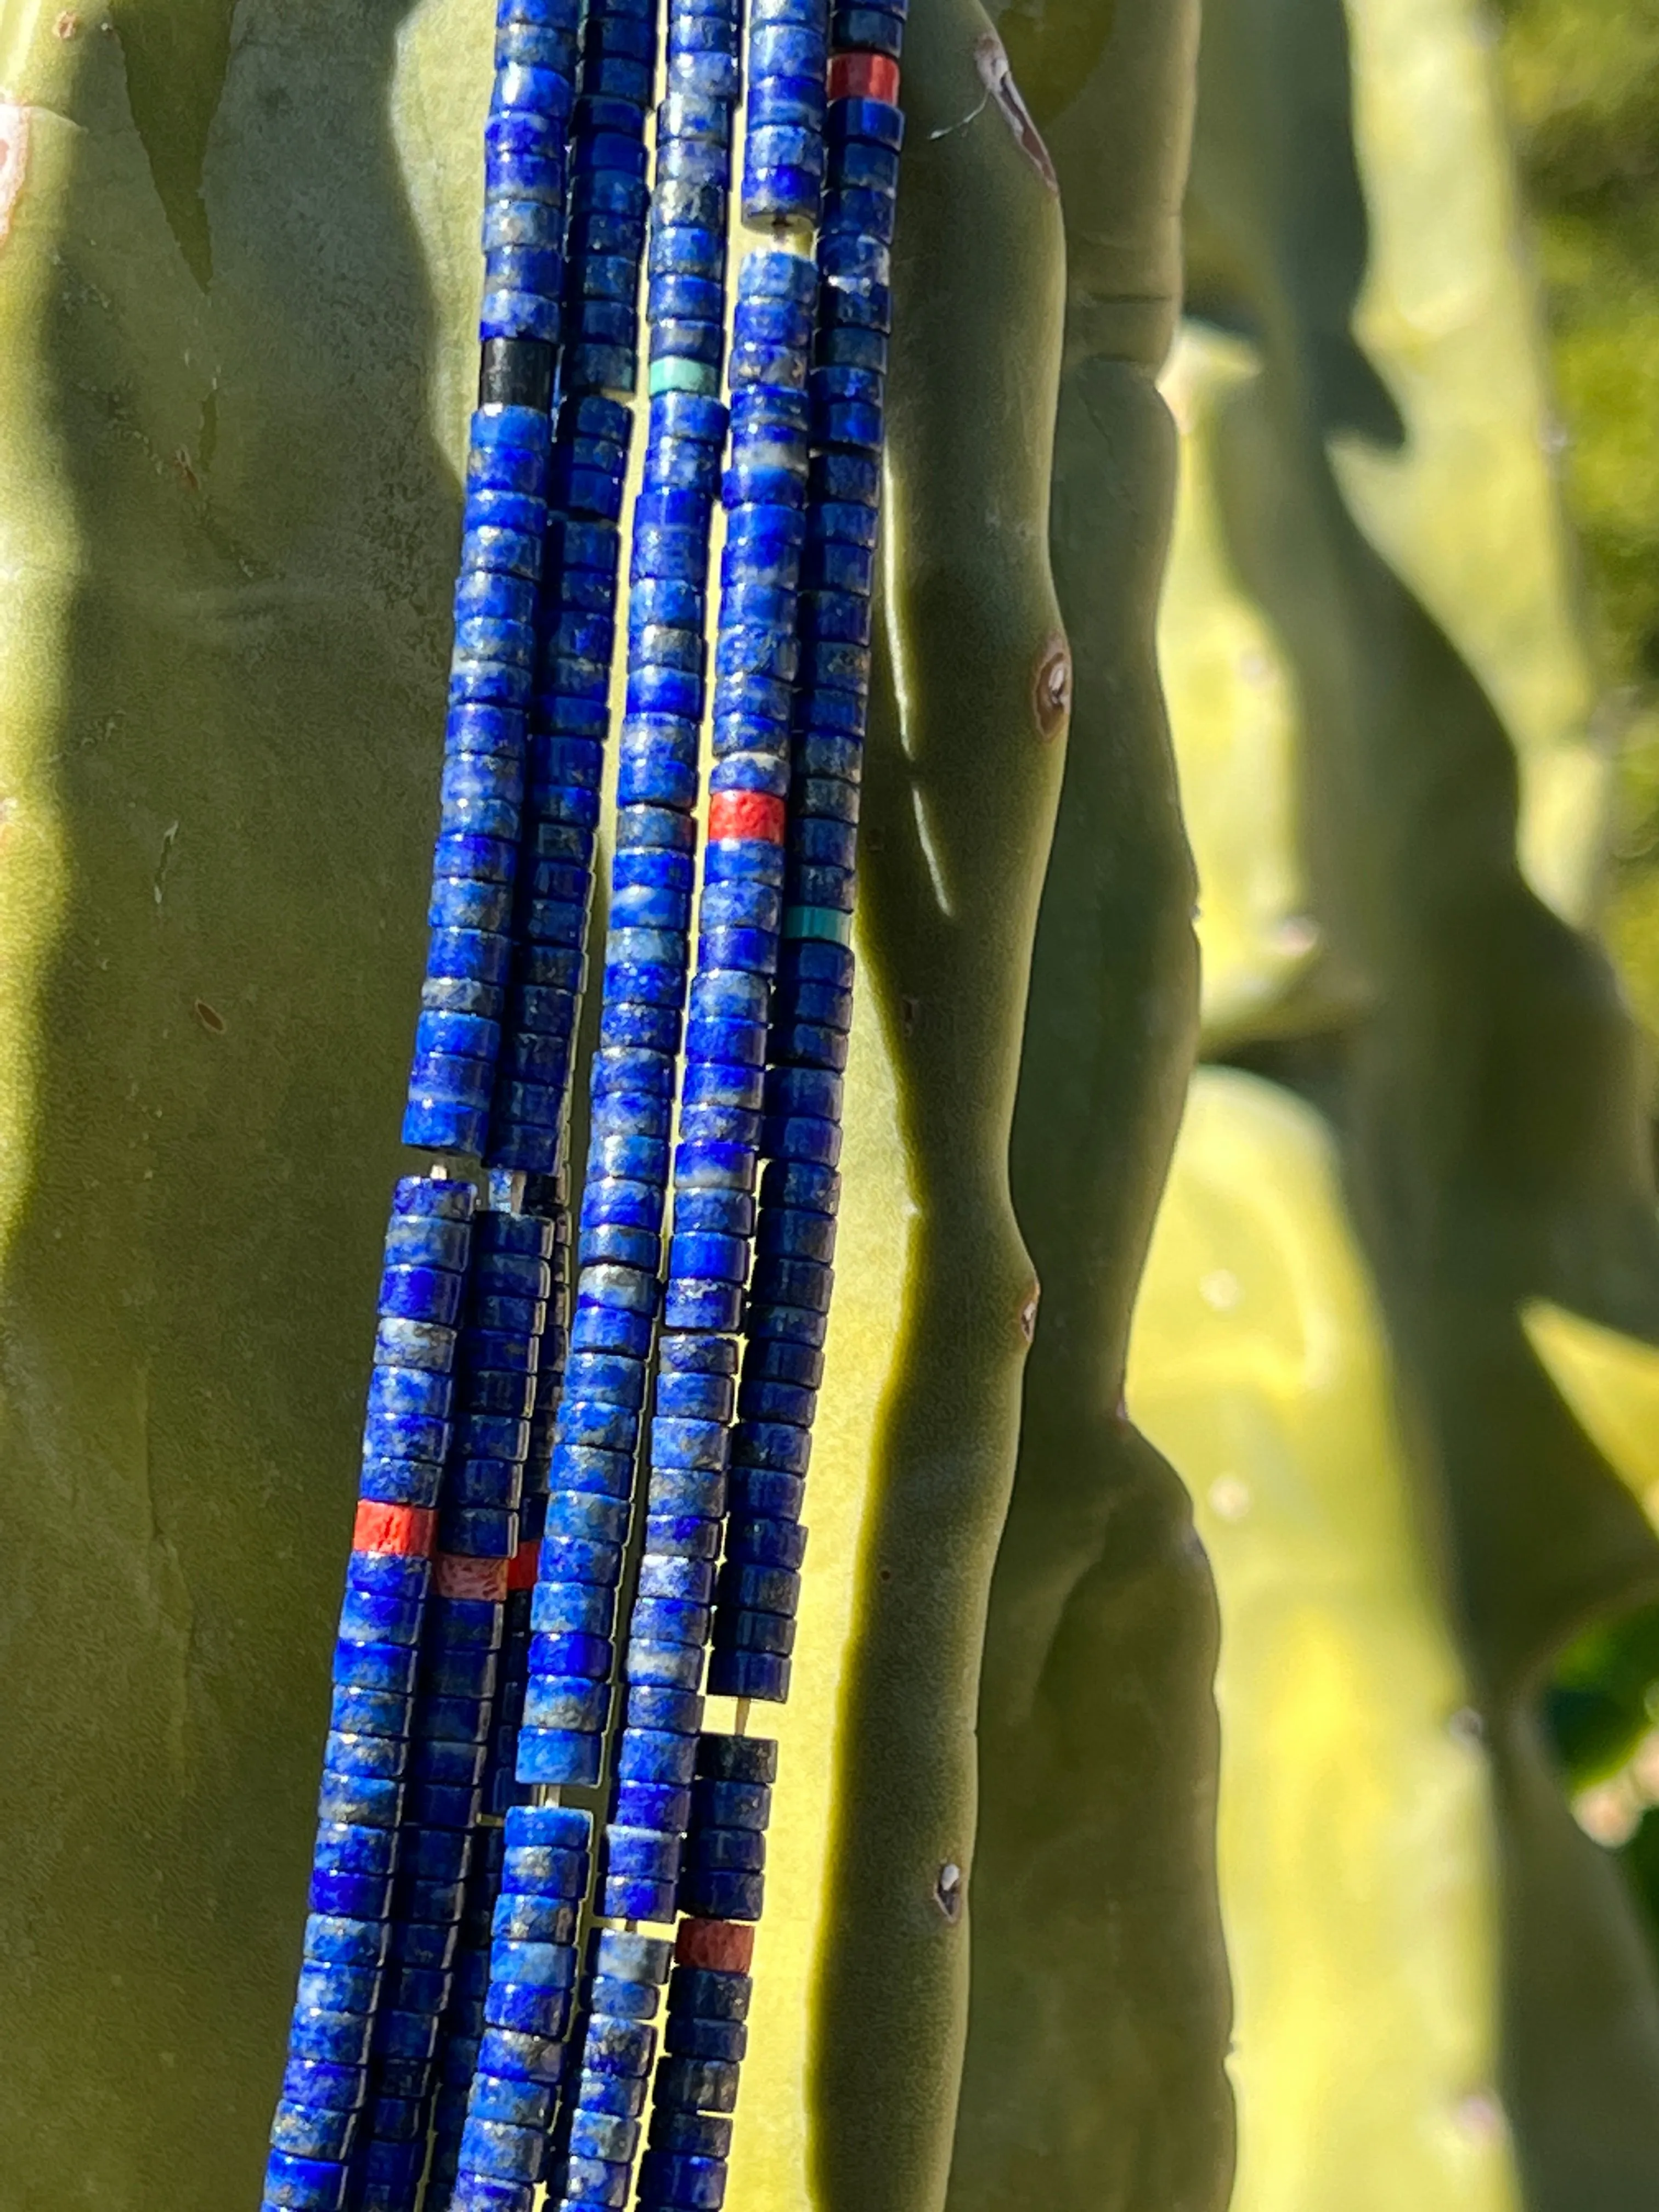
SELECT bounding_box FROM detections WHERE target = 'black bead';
[479,336,556,410]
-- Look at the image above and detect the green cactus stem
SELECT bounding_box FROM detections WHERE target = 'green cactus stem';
[945,3,1235,2208]
[1186,0,1659,2201]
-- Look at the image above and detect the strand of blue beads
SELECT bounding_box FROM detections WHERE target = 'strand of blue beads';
[422,1,665,2192]
[346,1206,561,2212]
[634,1734,775,2212]
[404,0,575,1166]
[262,1179,476,2212]
[425,7,667,2211]
[534,13,833,2212]
[707,16,903,1716]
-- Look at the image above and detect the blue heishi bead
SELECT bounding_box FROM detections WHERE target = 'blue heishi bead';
[668,1965,752,2021]
[645,1465,727,1519]
[469,2072,557,2130]
[625,1638,703,1690]
[303,1911,391,1967]
[484,1980,569,2038]
[516,1726,603,1785]
[566,2067,647,2123]
[336,1587,423,1649]
[629,1595,711,1647]
[281,2058,367,2113]
[627,1682,703,1734]
[636,1551,716,1601]
[682,1820,767,1872]
[488,1938,579,1993]
[654,1364,736,1419]
[648,2111,734,2163]
[493,1893,579,1945]
[652,2056,739,2114]
[637,2147,730,2207]
[641,1513,724,1564]
[548,1441,635,1499]
[603,1826,681,1881]
[647,391,728,447]
[612,1780,693,1836]
[331,1637,419,1692]
[615,1728,698,1785]
[478,2025,566,2084]
[447,2180,534,2212]
[309,1867,393,1920]
[288,2008,374,2067]
[707,1643,794,1712]
[523,1675,610,1731]
[263,2148,349,2210]
[690,1771,771,1824]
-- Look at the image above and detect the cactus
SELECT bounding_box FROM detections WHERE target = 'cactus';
[1184,0,1659,2203]
[945,3,1236,2209]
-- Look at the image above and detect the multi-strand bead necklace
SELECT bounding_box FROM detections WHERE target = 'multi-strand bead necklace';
[260,0,904,2205]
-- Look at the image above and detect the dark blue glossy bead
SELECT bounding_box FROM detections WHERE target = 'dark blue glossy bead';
[646,270,725,323]
[300,1917,388,1975]
[624,1637,702,1692]
[646,1464,728,1520]
[407,1777,484,1829]
[726,338,807,392]
[563,337,639,392]
[677,1862,766,1920]
[813,317,890,377]
[288,2009,375,2068]
[743,166,822,224]
[637,1550,718,1606]
[680,1063,765,1120]
[569,163,652,220]
[537,1534,624,1587]
[281,2058,367,2115]
[492,1892,578,1948]
[631,524,709,586]
[650,316,725,367]
[832,0,906,48]
[652,1364,736,1423]
[528,1627,612,1680]
[640,1514,724,1562]
[650,1409,730,1469]
[331,1637,418,1697]
[296,1955,382,2026]
[614,1726,698,1786]
[653,122,732,178]
[597,998,681,1057]
[668,1965,751,2024]
[690,1744,773,1807]
[567,206,647,260]
[698,880,782,939]
[659,84,735,140]
[647,390,728,448]
[667,46,741,97]
[540,1488,630,1546]
[477,2024,566,2086]
[581,2017,660,2082]
[321,1728,405,1783]
[578,1221,661,1273]
[562,1350,647,1406]
[448,2177,535,2212]
[629,1594,713,1648]
[327,1672,414,1736]
[603,1826,682,1883]
[746,72,825,132]
[652,2056,740,2114]
[568,1302,654,1362]
[337,1588,424,1650]
[626,1683,703,1736]
[263,2148,350,2210]
[469,2072,558,2132]
[573,124,651,177]
[647,223,724,281]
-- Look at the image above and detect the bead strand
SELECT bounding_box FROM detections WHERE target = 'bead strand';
[514,0,732,1805]
[405,0,577,1164]
[351,1207,561,2210]
[634,1734,775,2212]
[709,7,903,1707]
[262,1178,476,2212]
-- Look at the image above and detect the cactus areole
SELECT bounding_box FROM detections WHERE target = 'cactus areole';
[255,0,915,2207]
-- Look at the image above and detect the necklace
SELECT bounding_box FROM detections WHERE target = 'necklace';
[262,0,904,2203]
